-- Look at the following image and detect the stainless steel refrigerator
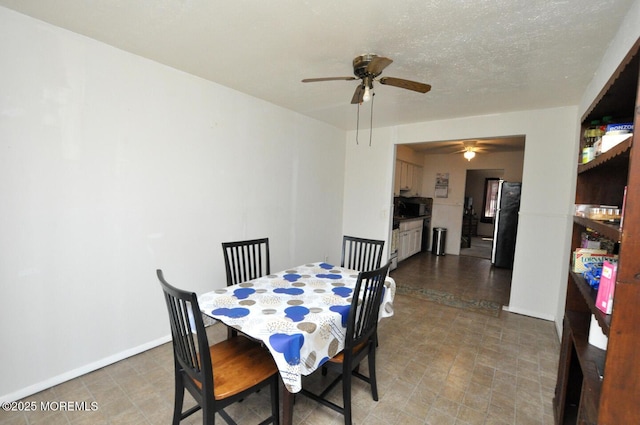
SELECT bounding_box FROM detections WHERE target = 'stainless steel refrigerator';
[491,181,521,269]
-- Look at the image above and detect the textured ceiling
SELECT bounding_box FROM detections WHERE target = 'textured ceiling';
[0,0,635,133]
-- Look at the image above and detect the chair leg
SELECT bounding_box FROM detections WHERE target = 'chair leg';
[172,374,185,425]
[270,376,280,425]
[368,346,378,401]
[342,369,353,425]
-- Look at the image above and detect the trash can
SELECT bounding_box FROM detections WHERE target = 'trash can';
[432,227,447,256]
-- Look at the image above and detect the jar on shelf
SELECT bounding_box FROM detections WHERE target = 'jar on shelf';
[582,120,601,163]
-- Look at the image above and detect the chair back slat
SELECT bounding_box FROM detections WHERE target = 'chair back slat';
[345,262,390,350]
[222,238,270,286]
[341,236,385,272]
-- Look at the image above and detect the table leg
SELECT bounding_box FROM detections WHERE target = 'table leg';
[282,385,294,425]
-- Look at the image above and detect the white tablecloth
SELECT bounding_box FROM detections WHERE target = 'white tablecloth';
[198,262,395,392]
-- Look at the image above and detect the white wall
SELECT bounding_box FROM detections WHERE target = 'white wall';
[345,107,579,323]
[341,127,397,257]
[0,8,346,401]
[422,150,525,254]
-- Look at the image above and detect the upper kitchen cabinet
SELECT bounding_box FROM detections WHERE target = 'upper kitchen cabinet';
[400,161,413,191]
[395,145,425,197]
[395,160,423,196]
[411,165,423,197]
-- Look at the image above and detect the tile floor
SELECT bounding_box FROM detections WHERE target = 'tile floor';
[0,252,559,425]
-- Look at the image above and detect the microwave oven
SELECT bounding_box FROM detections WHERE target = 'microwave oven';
[404,202,429,217]
[394,196,433,217]
[400,197,433,217]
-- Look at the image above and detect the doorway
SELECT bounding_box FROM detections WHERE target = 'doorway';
[391,136,524,304]
[460,169,503,259]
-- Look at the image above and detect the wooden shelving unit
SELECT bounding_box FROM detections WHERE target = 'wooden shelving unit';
[553,40,640,424]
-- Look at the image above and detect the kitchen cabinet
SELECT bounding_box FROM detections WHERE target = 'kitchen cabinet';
[400,161,413,191]
[398,218,423,261]
[394,161,402,195]
[396,160,423,196]
[411,165,423,197]
[553,42,640,425]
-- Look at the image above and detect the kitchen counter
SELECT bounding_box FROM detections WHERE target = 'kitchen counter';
[393,215,427,227]
[394,215,426,221]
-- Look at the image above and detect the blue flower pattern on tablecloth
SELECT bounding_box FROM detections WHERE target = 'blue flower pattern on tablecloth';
[233,288,255,299]
[285,305,309,322]
[270,333,304,365]
[330,304,350,326]
[211,307,250,318]
[316,273,342,279]
[332,287,352,298]
[274,287,304,295]
[283,273,301,282]
[319,263,334,269]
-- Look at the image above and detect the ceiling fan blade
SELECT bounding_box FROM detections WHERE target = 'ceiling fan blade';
[351,84,365,104]
[366,56,393,75]
[379,77,431,93]
[301,77,356,83]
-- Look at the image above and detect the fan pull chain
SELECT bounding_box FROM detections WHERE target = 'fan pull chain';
[369,93,375,146]
[356,102,360,144]
[355,95,375,146]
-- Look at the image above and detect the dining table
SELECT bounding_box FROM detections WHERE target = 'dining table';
[198,261,395,425]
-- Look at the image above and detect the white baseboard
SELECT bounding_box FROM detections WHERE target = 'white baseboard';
[1,334,172,403]
[502,305,555,322]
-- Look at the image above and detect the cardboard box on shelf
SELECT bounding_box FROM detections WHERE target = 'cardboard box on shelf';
[596,260,618,314]
[572,249,617,273]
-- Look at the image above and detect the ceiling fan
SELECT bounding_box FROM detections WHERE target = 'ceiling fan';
[453,141,489,161]
[302,54,432,104]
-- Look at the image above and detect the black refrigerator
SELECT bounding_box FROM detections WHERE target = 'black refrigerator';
[491,181,521,269]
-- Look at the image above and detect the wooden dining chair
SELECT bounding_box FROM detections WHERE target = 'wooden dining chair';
[222,238,270,285]
[341,235,384,272]
[299,262,391,425]
[221,238,270,338]
[341,235,386,349]
[157,270,280,425]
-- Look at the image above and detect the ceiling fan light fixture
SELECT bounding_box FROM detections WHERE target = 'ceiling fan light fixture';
[463,150,476,161]
[362,85,372,102]
[301,54,431,106]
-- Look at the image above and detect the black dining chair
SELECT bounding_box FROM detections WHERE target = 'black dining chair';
[341,235,385,272]
[221,237,270,338]
[157,270,280,425]
[222,238,270,287]
[341,235,386,349]
[299,262,391,425]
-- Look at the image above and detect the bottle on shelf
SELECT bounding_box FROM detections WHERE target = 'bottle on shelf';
[582,120,601,163]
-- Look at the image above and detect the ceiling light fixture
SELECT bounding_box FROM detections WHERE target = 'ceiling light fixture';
[463,149,476,161]
[362,85,372,102]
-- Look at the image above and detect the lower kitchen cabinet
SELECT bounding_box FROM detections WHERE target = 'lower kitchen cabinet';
[398,218,423,261]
